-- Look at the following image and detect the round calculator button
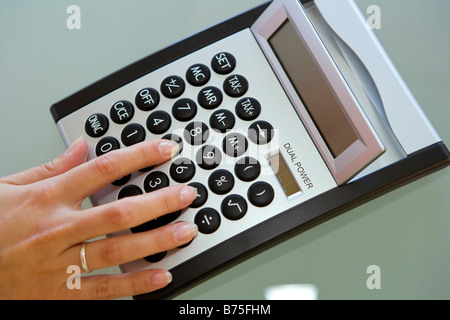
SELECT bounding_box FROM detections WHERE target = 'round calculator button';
[221,194,248,221]
[210,109,235,133]
[131,210,181,233]
[95,136,120,157]
[112,174,131,186]
[194,208,221,234]
[160,75,185,99]
[222,133,248,157]
[135,87,160,111]
[211,52,236,75]
[172,98,197,122]
[196,145,222,170]
[139,165,154,173]
[248,181,274,207]
[144,251,167,263]
[248,120,274,145]
[186,63,211,86]
[143,171,169,193]
[208,169,234,195]
[121,123,146,146]
[236,97,261,121]
[85,113,109,138]
[146,110,172,135]
[234,157,261,182]
[223,74,248,98]
[169,157,196,183]
[117,184,143,200]
[197,86,223,110]
[188,182,208,208]
[110,100,134,124]
[184,121,209,145]
[162,133,183,156]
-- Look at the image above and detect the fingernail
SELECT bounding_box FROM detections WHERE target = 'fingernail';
[180,186,197,205]
[158,140,179,158]
[150,270,172,286]
[174,222,198,243]
[65,136,84,155]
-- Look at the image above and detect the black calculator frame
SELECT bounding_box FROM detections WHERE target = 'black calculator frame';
[50,1,450,299]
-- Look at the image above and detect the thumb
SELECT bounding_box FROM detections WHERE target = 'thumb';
[1,137,89,186]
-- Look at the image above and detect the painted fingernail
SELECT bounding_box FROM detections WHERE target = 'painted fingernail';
[65,136,84,155]
[150,270,172,286]
[158,140,179,158]
[174,222,198,243]
[180,186,197,205]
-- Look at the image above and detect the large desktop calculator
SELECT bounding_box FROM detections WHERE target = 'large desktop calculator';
[50,0,449,299]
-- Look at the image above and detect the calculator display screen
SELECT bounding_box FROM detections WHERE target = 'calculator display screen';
[269,19,358,157]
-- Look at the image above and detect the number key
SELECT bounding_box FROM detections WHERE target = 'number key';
[143,171,169,193]
[169,158,195,183]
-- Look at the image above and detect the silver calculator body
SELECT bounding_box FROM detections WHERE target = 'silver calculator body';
[50,0,449,299]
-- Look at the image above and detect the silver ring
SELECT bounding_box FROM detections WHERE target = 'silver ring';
[80,242,91,273]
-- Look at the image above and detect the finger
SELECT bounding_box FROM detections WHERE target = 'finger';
[68,185,197,244]
[81,221,198,272]
[55,139,178,203]
[66,269,172,300]
[0,137,88,186]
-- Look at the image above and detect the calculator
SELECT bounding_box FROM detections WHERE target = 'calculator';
[50,0,449,299]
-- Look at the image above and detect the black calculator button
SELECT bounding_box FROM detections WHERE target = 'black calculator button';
[211,52,236,75]
[186,63,211,86]
[85,113,109,138]
[222,133,248,157]
[117,184,143,200]
[143,171,169,193]
[169,158,195,183]
[196,145,222,170]
[135,87,160,111]
[194,208,220,234]
[188,182,208,208]
[235,97,261,121]
[221,194,248,221]
[172,98,197,122]
[208,169,234,195]
[162,133,183,156]
[248,182,274,207]
[95,136,120,157]
[139,165,154,173]
[234,157,261,182]
[210,109,235,133]
[144,251,166,263]
[146,110,171,135]
[197,86,223,109]
[131,210,181,233]
[160,75,185,99]
[223,74,248,98]
[112,174,131,187]
[121,123,146,146]
[110,100,134,124]
[248,120,274,145]
[184,121,209,145]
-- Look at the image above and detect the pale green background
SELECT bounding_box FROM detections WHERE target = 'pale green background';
[0,1,448,299]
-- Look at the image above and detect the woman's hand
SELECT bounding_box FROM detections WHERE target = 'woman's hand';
[0,137,198,299]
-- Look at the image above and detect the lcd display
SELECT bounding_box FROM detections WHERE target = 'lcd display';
[269,20,358,157]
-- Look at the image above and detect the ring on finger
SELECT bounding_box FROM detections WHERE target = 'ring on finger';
[80,241,91,273]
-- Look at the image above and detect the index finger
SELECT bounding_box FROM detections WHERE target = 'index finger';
[57,139,179,202]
